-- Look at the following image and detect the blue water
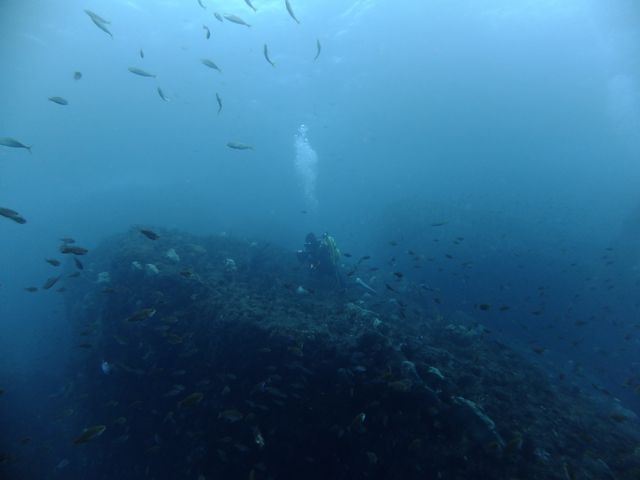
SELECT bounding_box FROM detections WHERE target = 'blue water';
[1,0,640,478]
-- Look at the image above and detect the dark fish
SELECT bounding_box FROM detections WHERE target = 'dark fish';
[385,283,396,292]
[48,96,69,106]
[24,287,38,292]
[0,137,32,153]
[357,255,371,264]
[140,229,159,240]
[342,252,352,257]
[214,12,224,22]
[285,0,300,23]
[201,58,222,72]
[478,303,491,311]
[0,207,27,223]
[60,245,88,255]
[244,0,257,11]
[73,71,82,80]
[227,142,253,150]
[216,93,222,114]
[60,237,75,244]
[84,10,110,24]
[73,425,106,444]
[45,258,61,267]
[431,221,448,227]
[128,67,156,78]
[157,87,168,102]
[197,0,206,9]
[393,272,403,279]
[314,39,321,60]
[74,257,84,270]
[223,14,251,27]
[139,48,144,58]
[84,10,113,38]
[263,44,275,67]
[203,25,210,39]
[499,305,510,312]
[42,276,62,290]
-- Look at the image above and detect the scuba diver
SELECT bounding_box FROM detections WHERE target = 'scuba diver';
[297,232,344,288]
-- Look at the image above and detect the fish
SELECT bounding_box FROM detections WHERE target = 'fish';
[214,12,224,22]
[60,237,75,244]
[178,392,204,408]
[478,304,491,311]
[157,87,169,102]
[431,221,448,227]
[24,287,38,292]
[128,67,156,78]
[314,39,321,60]
[218,409,243,422]
[263,44,275,67]
[0,207,27,223]
[393,271,403,279]
[73,425,106,444]
[227,141,253,150]
[203,25,210,39]
[84,11,113,38]
[84,10,110,25]
[355,277,377,295]
[244,0,257,12]
[126,308,156,322]
[60,245,88,255]
[140,229,159,240]
[285,0,300,23]
[197,0,206,9]
[216,93,222,114]
[48,96,68,106]
[55,459,70,469]
[223,14,251,27]
[101,360,112,375]
[45,259,61,267]
[139,48,144,59]
[73,257,84,270]
[73,71,82,81]
[42,276,62,290]
[201,58,222,72]
[0,137,32,153]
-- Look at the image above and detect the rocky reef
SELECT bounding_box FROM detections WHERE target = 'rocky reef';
[27,229,640,479]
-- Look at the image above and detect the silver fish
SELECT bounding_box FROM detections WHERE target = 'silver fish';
[201,58,222,72]
[285,0,300,24]
[263,44,275,67]
[157,87,168,102]
[214,12,224,22]
[314,39,321,61]
[216,93,222,114]
[85,11,113,37]
[223,14,251,27]
[227,141,253,150]
[0,137,31,153]
[128,67,156,78]
[48,96,68,106]
[203,25,210,39]
[244,0,257,12]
